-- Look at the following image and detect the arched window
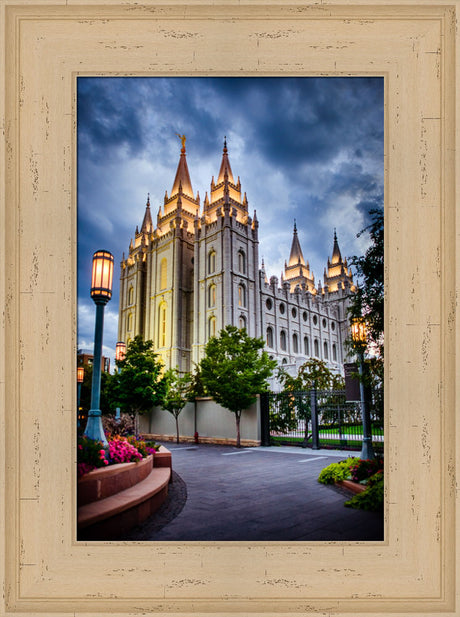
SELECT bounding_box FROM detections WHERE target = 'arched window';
[208,284,216,308]
[238,250,246,274]
[293,333,299,353]
[323,341,328,359]
[332,343,337,362]
[127,313,133,332]
[266,326,274,348]
[208,250,216,274]
[280,330,287,351]
[160,258,167,290]
[239,315,246,331]
[238,284,246,307]
[304,336,309,355]
[314,338,319,357]
[158,303,167,347]
[128,286,134,305]
[208,316,216,338]
[282,358,288,365]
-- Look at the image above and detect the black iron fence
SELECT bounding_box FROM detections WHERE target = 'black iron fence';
[260,389,383,452]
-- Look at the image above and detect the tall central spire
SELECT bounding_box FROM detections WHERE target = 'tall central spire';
[217,136,235,184]
[288,220,306,266]
[171,133,194,197]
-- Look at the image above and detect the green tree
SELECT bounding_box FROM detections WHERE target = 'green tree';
[276,359,345,429]
[348,208,384,420]
[110,336,166,429]
[278,358,344,392]
[348,208,384,354]
[199,325,277,447]
[161,369,192,443]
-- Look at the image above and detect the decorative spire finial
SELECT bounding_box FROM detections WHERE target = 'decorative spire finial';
[176,133,186,151]
[147,193,150,206]
[223,136,227,152]
[294,219,297,232]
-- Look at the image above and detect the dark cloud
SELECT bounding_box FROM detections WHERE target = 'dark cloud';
[77,76,384,363]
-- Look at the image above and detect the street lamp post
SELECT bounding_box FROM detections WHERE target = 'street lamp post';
[77,366,84,428]
[83,250,114,446]
[114,341,126,422]
[351,318,375,460]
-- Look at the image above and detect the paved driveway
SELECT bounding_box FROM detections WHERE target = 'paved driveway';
[125,443,384,542]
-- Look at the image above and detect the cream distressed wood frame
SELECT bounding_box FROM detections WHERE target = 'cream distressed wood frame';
[0,1,458,615]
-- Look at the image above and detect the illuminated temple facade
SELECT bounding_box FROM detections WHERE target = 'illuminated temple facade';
[118,139,356,374]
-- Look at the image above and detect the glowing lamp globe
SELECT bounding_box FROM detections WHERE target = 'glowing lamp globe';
[115,341,126,363]
[351,318,367,348]
[90,250,114,303]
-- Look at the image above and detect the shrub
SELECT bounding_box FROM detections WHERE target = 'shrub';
[77,436,109,478]
[102,413,135,437]
[349,457,383,483]
[318,458,359,484]
[345,471,384,511]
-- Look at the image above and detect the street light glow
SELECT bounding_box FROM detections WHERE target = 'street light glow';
[90,250,114,302]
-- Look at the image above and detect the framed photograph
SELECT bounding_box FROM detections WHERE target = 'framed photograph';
[1,1,457,615]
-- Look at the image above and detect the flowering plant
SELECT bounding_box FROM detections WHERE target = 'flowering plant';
[77,436,109,478]
[349,457,383,483]
[107,435,143,464]
[125,435,159,457]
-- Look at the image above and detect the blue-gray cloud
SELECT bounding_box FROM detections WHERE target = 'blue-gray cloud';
[77,76,384,366]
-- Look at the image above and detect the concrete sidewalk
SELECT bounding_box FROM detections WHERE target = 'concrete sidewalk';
[124,443,384,542]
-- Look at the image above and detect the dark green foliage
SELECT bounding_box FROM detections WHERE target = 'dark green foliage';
[278,358,345,393]
[77,436,109,477]
[317,458,359,484]
[349,456,383,483]
[268,393,300,434]
[348,208,384,354]
[344,471,384,511]
[110,336,166,416]
[199,325,277,447]
[79,364,114,416]
[161,369,192,443]
[186,364,207,400]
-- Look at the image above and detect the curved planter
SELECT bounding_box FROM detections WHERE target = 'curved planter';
[78,455,154,506]
[336,479,367,494]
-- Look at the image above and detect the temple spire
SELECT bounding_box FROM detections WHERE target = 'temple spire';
[171,134,194,197]
[217,136,235,184]
[140,193,153,233]
[288,220,306,267]
[331,228,342,264]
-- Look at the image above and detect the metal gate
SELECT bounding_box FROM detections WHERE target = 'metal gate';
[260,389,383,451]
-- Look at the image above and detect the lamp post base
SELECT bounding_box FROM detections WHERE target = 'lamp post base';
[84,410,109,446]
[360,438,375,460]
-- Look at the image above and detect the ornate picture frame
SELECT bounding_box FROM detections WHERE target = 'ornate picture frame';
[1,2,457,615]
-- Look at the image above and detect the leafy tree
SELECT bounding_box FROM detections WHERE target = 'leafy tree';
[186,364,208,400]
[110,336,166,428]
[278,358,344,392]
[276,359,345,429]
[347,208,384,419]
[199,325,277,447]
[161,369,192,443]
[348,208,384,354]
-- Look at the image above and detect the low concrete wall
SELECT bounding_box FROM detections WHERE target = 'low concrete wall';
[138,396,261,445]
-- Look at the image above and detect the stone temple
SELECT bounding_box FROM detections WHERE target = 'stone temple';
[118,137,356,376]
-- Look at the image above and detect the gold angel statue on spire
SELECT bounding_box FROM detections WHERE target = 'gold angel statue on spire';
[176,133,186,148]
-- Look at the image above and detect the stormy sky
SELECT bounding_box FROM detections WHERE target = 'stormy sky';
[77,76,384,368]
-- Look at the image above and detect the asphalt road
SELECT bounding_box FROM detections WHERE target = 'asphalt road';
[124,443,384,542]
